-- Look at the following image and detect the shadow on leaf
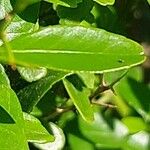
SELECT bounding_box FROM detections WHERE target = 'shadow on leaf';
[127,77,150,113]
[0,106,15,124]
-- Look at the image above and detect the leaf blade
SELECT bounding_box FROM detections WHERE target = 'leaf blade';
[94,0,115,6]
[63,77,94,122]
[18,70,69,112]
[24,113,54,143]
[0,84,28,149]
[0,26,145,72]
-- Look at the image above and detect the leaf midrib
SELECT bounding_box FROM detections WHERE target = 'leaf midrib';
[11,49,142,56]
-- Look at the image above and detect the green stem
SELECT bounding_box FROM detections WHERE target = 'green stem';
[0,12,15,67]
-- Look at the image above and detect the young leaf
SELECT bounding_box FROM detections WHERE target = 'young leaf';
[23,112,54,143]
[34,122,65,150]
[0,26,145,72]
[63,76,94,122]
[0,84,28,149]
[94,0,115,6]
[17,70,69,112]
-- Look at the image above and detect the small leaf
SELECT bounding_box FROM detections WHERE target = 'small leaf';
[63,75,94,122]
[17,66,47,82]
[94,0,115,6]
[17,70,69,112]
[34,122,65,150]
[0,84,28,149]
[116,73,150,121]
[0,26,145,72]
[23,112,54,143]
[122,117,147,134]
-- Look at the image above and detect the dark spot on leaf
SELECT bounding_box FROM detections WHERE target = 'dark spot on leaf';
[118,59,124,63]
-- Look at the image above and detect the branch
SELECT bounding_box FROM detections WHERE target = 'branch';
[89,70,128,100]
[91,99,117,108]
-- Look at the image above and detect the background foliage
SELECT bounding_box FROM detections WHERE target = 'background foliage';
[0,0,150,149]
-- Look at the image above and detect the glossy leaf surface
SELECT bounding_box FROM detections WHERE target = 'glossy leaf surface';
[0,26,144,72]
[24,113,54,143]
[18,70,69,112]
[0,85,28,149]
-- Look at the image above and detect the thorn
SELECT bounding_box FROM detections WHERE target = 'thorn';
[110,87,117,95]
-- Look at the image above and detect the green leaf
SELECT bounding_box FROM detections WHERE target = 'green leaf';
[94,0,115,6]
[0,15,35,46]
[23,112,54,143]
[92,4,122,33]
[0,84,28,149]
[79,112,128,148]
[68,134,94,150]
[78,72,95,89]
[0,0,12,20]
[17,66,47,82]
[116,70,150,121]
[34,122,65,150]
[124,131,150,150]
[147,0,150,5]
[0,64,10,86]
[0,26,145,72]
[57,0,94,24]
[6,15,35,34]
[45,0,82,8]
[63,75,94,122]
[17,70,69,112]
[31,81,70,117]
[122,117,147,134]
[18,2,40,23]
[10,0,41,12]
